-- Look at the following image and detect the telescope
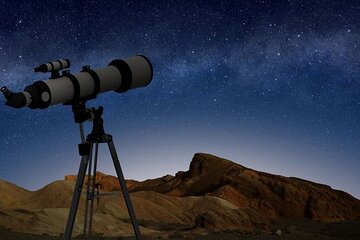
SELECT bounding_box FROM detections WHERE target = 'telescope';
[1,55,153,109]
[1,55,153,239]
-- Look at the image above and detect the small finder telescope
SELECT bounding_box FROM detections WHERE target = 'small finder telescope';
[34,59,71,73]
[1,55,153,109]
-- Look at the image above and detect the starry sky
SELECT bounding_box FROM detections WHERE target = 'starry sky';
[0,0,359,199]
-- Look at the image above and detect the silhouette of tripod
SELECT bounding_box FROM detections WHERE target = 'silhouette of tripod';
[64,103,142,240]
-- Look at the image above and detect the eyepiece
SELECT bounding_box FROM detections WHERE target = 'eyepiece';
[1,86,7,93]
[1,86,12,100]
[0,86,27,108]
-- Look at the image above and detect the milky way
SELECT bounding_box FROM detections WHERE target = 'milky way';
[0,0,359,198]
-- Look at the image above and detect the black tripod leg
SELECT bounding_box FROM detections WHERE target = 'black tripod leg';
[107,139,142,240]
[64,144,93,240]
[83,142,94,239]
[88,142,99,237]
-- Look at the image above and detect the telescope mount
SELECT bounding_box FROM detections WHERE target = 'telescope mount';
[64,101,142,240]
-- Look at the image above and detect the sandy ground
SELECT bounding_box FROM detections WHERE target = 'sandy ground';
[0,219,359,240]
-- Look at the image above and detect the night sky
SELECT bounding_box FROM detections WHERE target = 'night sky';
[0,0,359,199]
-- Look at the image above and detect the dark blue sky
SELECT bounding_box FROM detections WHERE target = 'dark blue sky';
[0,0,359,199]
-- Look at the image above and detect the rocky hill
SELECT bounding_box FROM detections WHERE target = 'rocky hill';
[1,153,359,238]
[130,153,360,222]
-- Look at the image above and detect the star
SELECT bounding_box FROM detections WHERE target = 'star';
[0,0,358,200]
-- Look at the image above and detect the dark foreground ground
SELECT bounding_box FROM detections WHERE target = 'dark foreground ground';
[1,220,359,240]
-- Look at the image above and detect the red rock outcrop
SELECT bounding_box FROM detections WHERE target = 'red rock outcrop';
[65,171,139,192]
[83,153,360,222]
[65,153,360,222]
[1,153,360,237]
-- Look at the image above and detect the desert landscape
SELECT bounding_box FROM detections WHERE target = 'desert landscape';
[0,153,359,239]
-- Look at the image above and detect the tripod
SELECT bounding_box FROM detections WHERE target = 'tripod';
[64,103,142,240]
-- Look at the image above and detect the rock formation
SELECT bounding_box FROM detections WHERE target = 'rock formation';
[127,153,360,222]
[1,153,359,237]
